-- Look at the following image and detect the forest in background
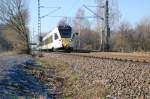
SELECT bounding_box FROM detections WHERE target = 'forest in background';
[59,6,150,52]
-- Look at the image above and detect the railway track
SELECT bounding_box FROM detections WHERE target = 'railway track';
[51,52,150,64]
[43,51,150,98]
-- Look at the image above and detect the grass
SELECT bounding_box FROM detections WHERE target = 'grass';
[0,51,17,56]
[38,57,110,99]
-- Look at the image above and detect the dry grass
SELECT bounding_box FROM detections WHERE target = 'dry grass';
[39,55,109,99]
[0,51,17,56]
[42,53,150,99]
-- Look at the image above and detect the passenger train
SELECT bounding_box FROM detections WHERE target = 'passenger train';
[39,25,77,52]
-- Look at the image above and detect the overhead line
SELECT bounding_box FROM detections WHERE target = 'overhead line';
[42,16,98,18]
[83,5,104,20]
[41,7,61,19]
[40,6,61,8]
[85,5,98,7]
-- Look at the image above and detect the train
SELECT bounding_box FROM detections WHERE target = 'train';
[39,25,78,52]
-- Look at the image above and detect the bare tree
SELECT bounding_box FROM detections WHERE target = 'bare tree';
[111,21,134,52]
[135,17,150,51]
[96,0,121,51]
[0,29,13,52]
[72,8,100,50]
[96,0,120,28]
[111,18,150,52]
[80,29,99,50]
[73,8,85,31]
[0,0,30,53]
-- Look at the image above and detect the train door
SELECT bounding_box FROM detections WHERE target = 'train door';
[53,33,62,49]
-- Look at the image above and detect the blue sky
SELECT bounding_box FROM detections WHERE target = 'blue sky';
[29,0,150,35]
[118,0,150,24]
[29,0,95,33]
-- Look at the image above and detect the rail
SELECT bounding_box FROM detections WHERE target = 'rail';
[52,52,150,64]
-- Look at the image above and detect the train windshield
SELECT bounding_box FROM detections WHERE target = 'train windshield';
[58,25,72,38]
[60,30,71,38]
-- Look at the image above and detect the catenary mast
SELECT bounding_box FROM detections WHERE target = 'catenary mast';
[96,0,110,51]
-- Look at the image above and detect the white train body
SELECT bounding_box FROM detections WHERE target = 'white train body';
[40,25,73,51]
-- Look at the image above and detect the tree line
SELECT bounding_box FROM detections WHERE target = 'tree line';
[59,6,150,52]
[112,18,150,52]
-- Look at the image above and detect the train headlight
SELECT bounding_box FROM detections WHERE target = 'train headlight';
[64,44,67,46]
[63,43,69,48]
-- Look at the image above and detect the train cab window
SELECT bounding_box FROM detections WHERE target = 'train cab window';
[54,33,58,40]
[58,25,72,38]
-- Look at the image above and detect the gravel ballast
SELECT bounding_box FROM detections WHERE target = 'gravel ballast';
[45,53,150,99]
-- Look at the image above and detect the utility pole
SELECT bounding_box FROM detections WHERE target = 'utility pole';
[83,0,110,51]
[96,0,110,51]
[78,23,81,49]
[105,0,110,51]
[38,0,42,55]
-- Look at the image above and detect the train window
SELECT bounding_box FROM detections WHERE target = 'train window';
[45,39,47,44]
[45,39,48,45]
[41,41,43,46]
[47,38,50,43]
[58,25,72,38]
[54,33,58,40]
[44,36,52,45]
[50,36,53,43]
[60,31,71,38]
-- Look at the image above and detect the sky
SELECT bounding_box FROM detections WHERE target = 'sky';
[28,0,150,37]
[118,0,150,25]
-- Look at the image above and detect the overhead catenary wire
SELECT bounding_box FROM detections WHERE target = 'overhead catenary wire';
[40,6,61,8]
[40,15,98,19]
[41,7,61,19]
[83,0,110,51]
[83,5,104,20]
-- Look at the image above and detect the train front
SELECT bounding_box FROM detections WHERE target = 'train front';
[58,25,73,51]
